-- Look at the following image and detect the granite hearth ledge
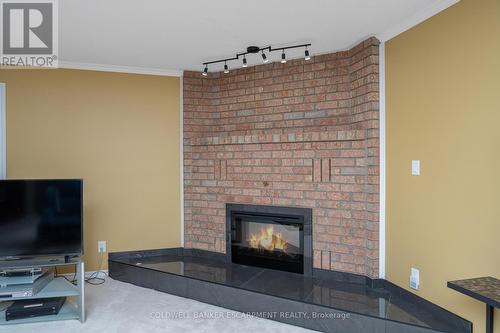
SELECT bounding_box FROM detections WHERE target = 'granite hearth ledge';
[109,248,472,333]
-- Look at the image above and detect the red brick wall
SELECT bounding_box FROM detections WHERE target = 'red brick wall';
[183,37,380,277]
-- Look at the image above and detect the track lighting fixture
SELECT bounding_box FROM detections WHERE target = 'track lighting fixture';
[262,51,268,63]
[201,43,311,76]
[281,51,287,64]
[305,48,311,61]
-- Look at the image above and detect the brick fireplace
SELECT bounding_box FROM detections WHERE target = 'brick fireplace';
[183,37,380,277]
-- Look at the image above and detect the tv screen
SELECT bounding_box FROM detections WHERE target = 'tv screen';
[0,179,83,258]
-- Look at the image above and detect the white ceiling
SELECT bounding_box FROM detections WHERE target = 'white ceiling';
[58,0,458,74]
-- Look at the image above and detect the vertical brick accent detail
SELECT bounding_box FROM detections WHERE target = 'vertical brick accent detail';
[313,159,322,182]
[215,160,227,180]
[214,160,221,180]
[183,37,380,277]
[321,159,331,182]
[220,160,227,180]
[313,159,333,183]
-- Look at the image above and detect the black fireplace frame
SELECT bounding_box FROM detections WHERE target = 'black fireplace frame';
[226,203,313,276]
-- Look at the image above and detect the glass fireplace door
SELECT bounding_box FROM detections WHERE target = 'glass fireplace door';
[231,213,304,274]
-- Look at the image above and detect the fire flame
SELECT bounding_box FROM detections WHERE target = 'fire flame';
[249,226,288,252]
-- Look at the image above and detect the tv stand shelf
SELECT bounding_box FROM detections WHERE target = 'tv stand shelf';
[0,260,84,325]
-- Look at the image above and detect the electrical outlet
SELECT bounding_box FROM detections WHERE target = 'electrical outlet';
[410,267,420,290]
[98,240,107,253]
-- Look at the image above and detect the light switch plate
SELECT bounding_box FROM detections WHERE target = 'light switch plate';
[411,160,420,176]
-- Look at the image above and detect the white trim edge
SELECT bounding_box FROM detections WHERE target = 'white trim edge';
[378,42,386,279]
[376,0,459,42]
[0,83,5,179]
[58,61,183,77]
[179,76,185,247]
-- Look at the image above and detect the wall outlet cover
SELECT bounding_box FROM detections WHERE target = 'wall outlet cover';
[98,240,107,253]
[410,267,420,290]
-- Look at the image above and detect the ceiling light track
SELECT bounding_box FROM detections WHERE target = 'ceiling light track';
[201,43,311,76]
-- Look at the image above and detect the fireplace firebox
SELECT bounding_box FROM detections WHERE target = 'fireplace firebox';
[226,204,312,275]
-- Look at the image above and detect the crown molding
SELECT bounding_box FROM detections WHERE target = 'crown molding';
[58,61,183,77]
[376,0,459,42]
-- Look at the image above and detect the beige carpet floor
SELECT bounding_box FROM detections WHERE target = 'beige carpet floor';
[0,277,313,333]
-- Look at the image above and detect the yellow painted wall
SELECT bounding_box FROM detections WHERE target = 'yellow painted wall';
[386,0,500,332]
[0,69,181,271]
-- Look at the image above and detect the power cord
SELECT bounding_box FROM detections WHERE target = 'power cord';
[54,252,107,285]
[54,266,77,285]
[85,251,107,285]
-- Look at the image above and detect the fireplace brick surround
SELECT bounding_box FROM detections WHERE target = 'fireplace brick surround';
[183,37,380,277]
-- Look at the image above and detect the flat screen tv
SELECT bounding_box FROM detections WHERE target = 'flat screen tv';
[0,179,83,259]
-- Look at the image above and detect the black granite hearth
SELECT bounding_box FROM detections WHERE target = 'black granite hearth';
[109,248,472,333]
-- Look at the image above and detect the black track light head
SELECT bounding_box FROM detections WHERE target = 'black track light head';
[242,56,247,68]
[305,49,311,61]
[281,51,286,64]
[202,66,208,76]
[262,51,268,63]
[224,62,229,74]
